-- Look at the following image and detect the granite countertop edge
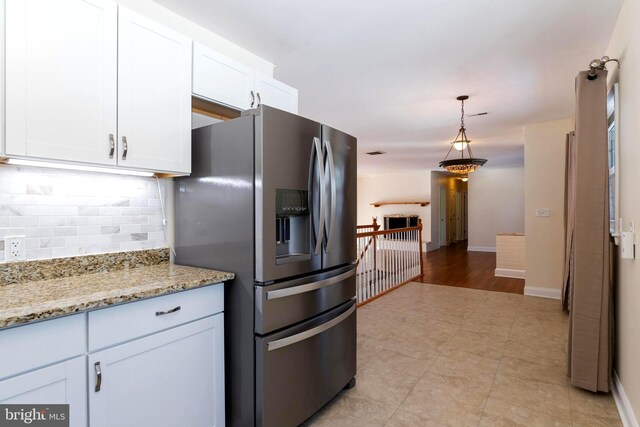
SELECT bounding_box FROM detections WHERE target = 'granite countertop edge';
[0,265,235,329]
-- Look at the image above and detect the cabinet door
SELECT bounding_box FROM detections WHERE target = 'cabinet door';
[88,315,224,427]
[0,357,87,427]
[5,0,118,165]
[117,7,192,174]
[255,72,299,114]
[193,42,254,110]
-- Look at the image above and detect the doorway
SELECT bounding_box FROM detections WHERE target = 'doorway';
[439,186,447,246]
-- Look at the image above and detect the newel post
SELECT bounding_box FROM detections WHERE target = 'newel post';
[372,217,380,231]
[418,218,424,277]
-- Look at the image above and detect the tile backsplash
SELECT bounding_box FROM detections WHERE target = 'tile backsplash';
[0,165,168,262]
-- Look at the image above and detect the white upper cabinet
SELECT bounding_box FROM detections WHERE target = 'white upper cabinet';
[193,42,299,114]
[193,42,254,110]
[117,7,192,174]
[5,0,118,165]
[254,72,299,114]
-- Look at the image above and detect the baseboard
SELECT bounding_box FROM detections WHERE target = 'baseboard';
[495,268,525,279]
[467,245,496,252]
[523,286,561,300]
[612,370,639,427]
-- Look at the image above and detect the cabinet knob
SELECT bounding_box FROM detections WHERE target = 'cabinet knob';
[108,134,115,159]
[122,136,128,160]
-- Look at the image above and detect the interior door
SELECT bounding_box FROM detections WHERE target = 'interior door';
[255,106,322,282]
[117,6,192,174]
[321,125,357,270]
[5,0,117,165]
[439,186,447,246]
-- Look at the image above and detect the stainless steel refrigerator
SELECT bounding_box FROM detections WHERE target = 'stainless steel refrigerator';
[174,105,357,427]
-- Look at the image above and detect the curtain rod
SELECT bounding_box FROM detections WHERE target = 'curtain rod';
[587,56,620,80]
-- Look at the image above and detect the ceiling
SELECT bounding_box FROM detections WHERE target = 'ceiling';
[156,0,623,175]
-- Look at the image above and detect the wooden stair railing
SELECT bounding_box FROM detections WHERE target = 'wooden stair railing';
[355,218,424,306]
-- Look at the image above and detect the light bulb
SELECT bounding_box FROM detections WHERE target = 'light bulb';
[453,141,468,151]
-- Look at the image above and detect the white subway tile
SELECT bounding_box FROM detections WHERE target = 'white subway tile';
[53,206,78,216]
[53,227,77,237]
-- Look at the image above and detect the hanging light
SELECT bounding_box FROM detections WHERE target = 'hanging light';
[439,95,487,174]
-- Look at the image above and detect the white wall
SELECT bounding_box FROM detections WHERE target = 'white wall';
[467,166,525,251]
[606,0,640,422]
[117,0,274,75]
[357,172,431,246]
[523,118,574,296]
[0,165,167,262]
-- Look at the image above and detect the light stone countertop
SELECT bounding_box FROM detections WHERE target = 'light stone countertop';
[0,249,234,328]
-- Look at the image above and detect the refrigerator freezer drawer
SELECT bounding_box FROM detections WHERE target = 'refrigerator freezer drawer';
[255,301,356,427]
[255,265,356,335]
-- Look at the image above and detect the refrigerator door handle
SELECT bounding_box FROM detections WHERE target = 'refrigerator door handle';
[324,139,337,253]
[267,304,355,351]
[266,268,355,300]
[313,137,326,255]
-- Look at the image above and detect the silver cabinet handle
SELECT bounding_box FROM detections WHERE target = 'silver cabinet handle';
[94,362,102,392]
[313,137,326,255]
[266,268,355,300]
[250,90,255,108]
[324,139,337,253]
[267,304,355,351]
[155,306,181,316]
[256,92,262,107]
[121,136,128,160]
[108,134,115,159]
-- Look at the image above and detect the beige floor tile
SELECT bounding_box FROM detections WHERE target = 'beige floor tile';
[497,355,569,387]
[350,366,421,406]
[428,349,500,385]
[480,396,573,426]
[384,409,445,426]
[398,372,489,426]
[569,386,621,421]
[303,391,397,427]
[489,372,571,412]
[359,345,436,377]
[503,337,566,367]
[571,410,622,426]
[444,329,508,360]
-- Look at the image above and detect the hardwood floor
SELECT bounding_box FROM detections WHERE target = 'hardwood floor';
[417,240,525,294]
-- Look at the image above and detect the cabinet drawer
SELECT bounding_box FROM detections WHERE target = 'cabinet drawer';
[88,284,223,351]
[0,314,86,380]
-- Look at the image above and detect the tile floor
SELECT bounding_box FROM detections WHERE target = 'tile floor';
[304,282,621,427]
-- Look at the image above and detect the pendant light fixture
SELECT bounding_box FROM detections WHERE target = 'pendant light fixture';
[439,95,487,174]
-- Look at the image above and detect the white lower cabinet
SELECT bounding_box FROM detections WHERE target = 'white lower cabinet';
[0,284,225,427]
[0,356,87,427]
[88,314,225,427]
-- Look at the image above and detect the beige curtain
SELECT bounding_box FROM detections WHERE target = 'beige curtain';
[562,131,576,312]
[566,69,612,392]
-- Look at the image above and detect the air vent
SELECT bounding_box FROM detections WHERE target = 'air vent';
[366,151,386,156]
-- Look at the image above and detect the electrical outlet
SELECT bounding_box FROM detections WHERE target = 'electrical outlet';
[4,235,26,262]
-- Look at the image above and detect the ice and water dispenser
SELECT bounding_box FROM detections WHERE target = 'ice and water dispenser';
[275,189,311,263]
